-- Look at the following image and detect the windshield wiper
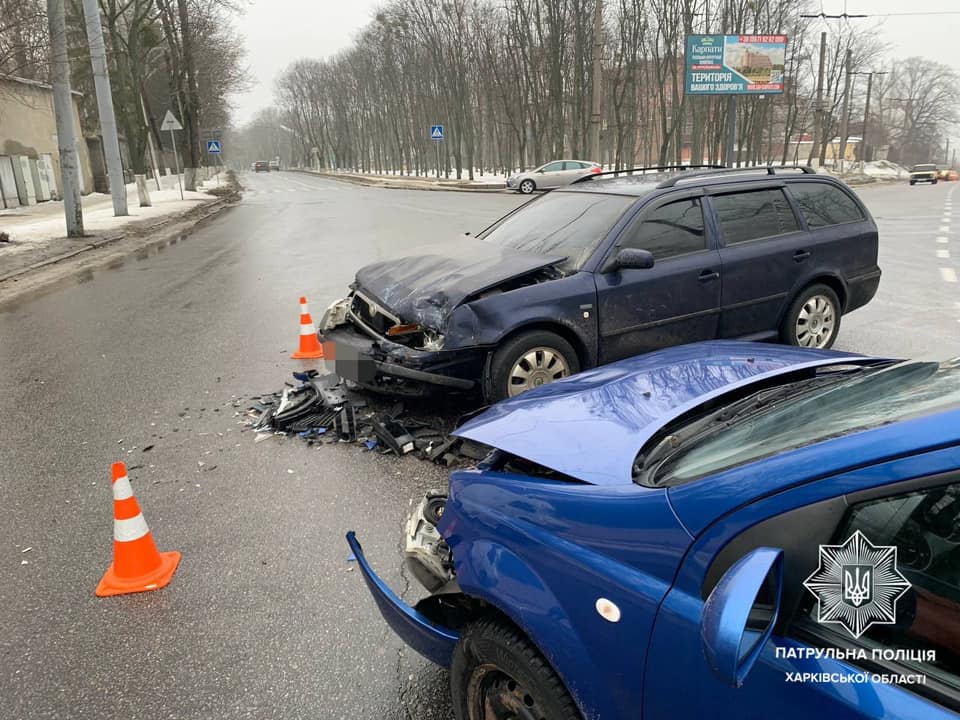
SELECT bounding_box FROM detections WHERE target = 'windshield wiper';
[633,372,862,486]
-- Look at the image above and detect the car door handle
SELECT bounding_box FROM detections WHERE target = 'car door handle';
[793,250,811,262]
[698,270,720,282]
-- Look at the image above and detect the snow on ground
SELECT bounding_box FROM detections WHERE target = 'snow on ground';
[0,173,223,253]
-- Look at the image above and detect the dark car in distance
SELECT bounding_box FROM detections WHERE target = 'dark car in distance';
[320,165,882,403]
[254,161,269,172]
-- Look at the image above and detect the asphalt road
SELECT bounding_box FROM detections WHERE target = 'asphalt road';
[0,171,957,720]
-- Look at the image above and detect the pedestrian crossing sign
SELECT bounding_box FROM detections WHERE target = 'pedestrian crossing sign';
[430,125,444,140]
[206,140,222,154]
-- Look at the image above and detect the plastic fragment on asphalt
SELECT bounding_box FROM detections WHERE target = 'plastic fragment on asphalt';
[347,553,357,562]
[364,439,378,450]
[287,469,294,474]
[21,560,28,565]
[335,403,358,441]
[21,547,32,553]
[370,416,416,455]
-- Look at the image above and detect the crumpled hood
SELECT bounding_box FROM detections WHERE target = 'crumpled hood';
[354,236,565,330]
[454,341,876,486]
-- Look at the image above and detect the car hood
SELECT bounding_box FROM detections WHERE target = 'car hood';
[454,341,876,486]
[354,237,565,329]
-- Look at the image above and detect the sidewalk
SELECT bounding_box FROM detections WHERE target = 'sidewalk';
[293,168,507,192]
[299,160,911,192]
[0,172,229,283]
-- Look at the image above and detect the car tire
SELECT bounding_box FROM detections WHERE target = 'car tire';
[450,618,581,720]
[910,179,916,185]
[486,330,580,402]
[780,283,842,349]
[933,179,938,185]
[519,179,536,194]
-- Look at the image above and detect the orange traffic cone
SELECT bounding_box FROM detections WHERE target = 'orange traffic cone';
[291,295,324,359]
[96,462,181,597]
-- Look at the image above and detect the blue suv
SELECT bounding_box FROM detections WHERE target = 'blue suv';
[321,166,881,402]
[348,342,960,720]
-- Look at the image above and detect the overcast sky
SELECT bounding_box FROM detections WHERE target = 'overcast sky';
[230,0,960,129]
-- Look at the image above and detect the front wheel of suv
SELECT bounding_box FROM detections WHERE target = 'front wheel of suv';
[780,283,842,349]
[486,330,580,402]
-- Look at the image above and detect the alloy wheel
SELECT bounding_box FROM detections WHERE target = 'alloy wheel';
[519,180,534,194]
[507,347,570,396]
[795,294,836,348]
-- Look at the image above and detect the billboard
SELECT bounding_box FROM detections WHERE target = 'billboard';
[686,34,787,95]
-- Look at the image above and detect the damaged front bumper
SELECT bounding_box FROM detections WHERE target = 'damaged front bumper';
[321,320,483,395]
[345,531,459,667]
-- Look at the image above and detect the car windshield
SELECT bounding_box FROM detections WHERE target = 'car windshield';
[913,164,936,171]
[477,191,635,271]
[651,359,960,486]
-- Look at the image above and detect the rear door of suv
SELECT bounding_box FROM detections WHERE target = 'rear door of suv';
[705,183,808,339]
[784,179,879,314]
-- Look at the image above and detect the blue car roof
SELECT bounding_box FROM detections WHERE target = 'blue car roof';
[454,341,877,486]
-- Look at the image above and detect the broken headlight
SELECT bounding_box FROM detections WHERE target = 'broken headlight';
[319,297,350,331]
[419,330,445,351]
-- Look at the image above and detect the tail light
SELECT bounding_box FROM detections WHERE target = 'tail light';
[591,166,602,173]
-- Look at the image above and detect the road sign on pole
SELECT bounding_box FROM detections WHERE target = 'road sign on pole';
[206,140,222,154]
[161,109,184,200]
[430,124,444,140]
[160,110,183,131]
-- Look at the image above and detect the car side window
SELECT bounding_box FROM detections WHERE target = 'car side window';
[788,182,865,228]
[712,188,800,245]
[619,198,706,260]
[563,162,583,170]
[541,162,564,172]
[797,481,960,693]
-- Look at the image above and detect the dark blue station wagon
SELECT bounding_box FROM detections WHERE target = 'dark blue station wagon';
[321,166,881,403]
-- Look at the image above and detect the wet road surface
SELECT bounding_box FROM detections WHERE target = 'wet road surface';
[0,171,957,719]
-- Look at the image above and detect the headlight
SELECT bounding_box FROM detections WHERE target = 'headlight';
[419,331,445,351]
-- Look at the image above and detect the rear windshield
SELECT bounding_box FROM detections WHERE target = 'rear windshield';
[478,191,635,271]
[655,359,960,486]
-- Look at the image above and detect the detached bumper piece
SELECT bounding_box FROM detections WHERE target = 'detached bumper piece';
[345,531,459,667]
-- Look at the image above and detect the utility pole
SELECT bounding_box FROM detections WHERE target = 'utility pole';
[837,49,853,173]
[588,0,603,164]
[81,0,127,216]
[855,70,887,166]
[46,0,83,237]
[809,31,827,167]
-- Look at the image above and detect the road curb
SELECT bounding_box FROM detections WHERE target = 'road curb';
[291,169,508,193]
[0,192,238,306]
[0,194,235,286]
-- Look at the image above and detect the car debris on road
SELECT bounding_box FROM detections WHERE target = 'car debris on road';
[243,370,489,467]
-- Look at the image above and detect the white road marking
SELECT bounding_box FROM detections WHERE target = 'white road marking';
[941,267,958,283]
[937,236,949,244]
[937,249,950,259]
[940,225,951,233]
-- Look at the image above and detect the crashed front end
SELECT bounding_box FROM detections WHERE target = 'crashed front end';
[319,290,485,395]
[318,239,567,396]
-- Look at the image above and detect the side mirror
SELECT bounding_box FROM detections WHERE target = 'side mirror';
[536,168,545,173]
[612,248,655,271]
[701,547,783,688]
